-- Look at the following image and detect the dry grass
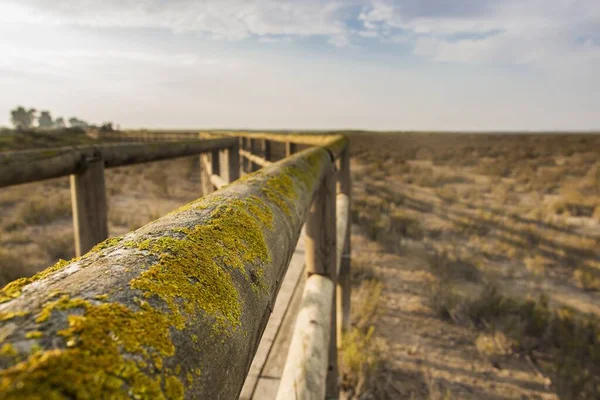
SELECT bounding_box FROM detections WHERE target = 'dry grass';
[573,269,600,291]
[350,132,600,399]
[430,283,600,399]
[340,259,390,399]
[16,193,71,225]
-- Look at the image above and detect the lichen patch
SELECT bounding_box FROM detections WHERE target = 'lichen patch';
[129,195,274,336]
[1,297,181,399]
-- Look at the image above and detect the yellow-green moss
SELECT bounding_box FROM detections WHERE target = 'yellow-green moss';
[0,259,72,304]
[41,150,58,157]
[24,331,43,339]
[88,236,124,254]
[261,172,296,216]
[1,298,180,399]
[165,375,184,400]
[0,311,29,321]
[240,150,325,218]
[35,295,88,323]
[0,344,17,358]
[129,195,274,335]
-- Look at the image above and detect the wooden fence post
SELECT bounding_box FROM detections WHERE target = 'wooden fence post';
[201,153,213,196]
[305,164,338,398]
[263,139,272,162]
[224,141,240,183]
[239,138,246,174]
[70,158,108,257]
[336,145,352,348]
[285,142,298,158]
[250,138,260,171]
[211,149,221,185]
[190,156,201,183]
[238,137,246,173]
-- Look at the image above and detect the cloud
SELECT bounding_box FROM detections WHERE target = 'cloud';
[2,0,599,68]
[0,0,353,40]
[360,0,600,69]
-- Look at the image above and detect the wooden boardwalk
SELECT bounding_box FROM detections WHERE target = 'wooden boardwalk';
[240,235,307,399]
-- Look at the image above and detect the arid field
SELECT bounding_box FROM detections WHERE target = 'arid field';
[1,131,599,399]
[344,132,600,399]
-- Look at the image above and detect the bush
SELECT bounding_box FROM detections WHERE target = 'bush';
[341,327,387,399]
[429,283,600,399]
[389,210,423,239]
[573,269,600,291]
[427,247,481,282]
[17,195,71,225]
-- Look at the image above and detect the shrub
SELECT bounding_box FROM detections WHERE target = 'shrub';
[341,327,387,399]
[524,255,548,277]
[17,195,71,225]
[389,210,423,239]
[573,269,600,291]
[429,283,600,399]
[40,233,74,262]
[436,186,458,203]
[551,188,595,217]
[427,247,481,283]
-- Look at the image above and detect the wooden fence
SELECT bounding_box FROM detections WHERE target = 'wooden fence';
[0,132,351,399]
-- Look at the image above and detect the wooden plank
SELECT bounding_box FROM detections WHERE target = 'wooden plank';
[252,275,305,399]
[239,236,306,399]
[210,174,228,189]
[275,274,334,400]
[336,145,352,344]
[335,195,350,348]
[70,159,108,256]
[239,150,272,168]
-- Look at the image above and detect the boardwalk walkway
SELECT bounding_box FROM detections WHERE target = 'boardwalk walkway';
[240,234,307,399]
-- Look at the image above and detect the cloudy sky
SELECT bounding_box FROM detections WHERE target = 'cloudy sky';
[1,0,599,130]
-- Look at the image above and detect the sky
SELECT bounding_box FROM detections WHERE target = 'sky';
[0,0,599,131]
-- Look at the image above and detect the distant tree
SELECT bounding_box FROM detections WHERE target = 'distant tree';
[10,106,37,129]
[68,117,88,128]
[53,117,66,129]
[99,122,114,132]
[38,110,54,128]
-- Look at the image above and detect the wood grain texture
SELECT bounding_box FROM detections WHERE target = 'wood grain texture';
[70,159,108,257]
[276,274,334,400]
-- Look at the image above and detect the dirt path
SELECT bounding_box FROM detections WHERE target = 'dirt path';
[352,228,558,399]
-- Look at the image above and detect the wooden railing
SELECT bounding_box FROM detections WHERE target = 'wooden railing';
[0,137,238,256]
[0,132,351,399]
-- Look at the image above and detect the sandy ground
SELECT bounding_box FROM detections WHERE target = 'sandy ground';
[348,139,600,399]
[351,227,558,399]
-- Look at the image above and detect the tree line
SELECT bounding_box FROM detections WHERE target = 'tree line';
[9,106,115,131]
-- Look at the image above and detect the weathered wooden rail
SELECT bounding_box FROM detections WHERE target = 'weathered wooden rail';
[0,132,351,399]
[0,137,239,256]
